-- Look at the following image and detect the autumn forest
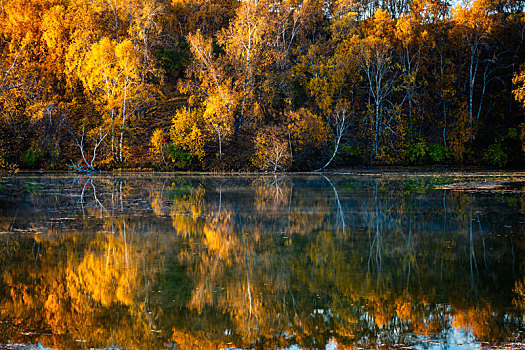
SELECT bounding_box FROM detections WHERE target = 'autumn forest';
[0,0,525,171]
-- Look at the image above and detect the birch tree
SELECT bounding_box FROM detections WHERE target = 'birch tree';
[221,0,271,138]
[314,107,350,171]
[79,38,152,163]
[352,10,398,159]
[452,0,495,141]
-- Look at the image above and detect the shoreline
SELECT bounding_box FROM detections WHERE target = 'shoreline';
[6,167,525,175]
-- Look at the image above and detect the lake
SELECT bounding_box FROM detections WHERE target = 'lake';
[0,172,524,349]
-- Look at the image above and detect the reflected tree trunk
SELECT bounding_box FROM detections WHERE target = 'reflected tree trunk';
[469,194,478,292]
[322,175,346,233]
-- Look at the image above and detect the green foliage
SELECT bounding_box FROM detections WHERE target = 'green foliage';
[406,142,450,165]
[211,37,226,56]
[155,36,191,81]
[338,145,363,165]
[483,129,522,167]
[484,142,507,167]
[165,144,193,170]
[403,177,451,193]
[428,144,448,163]
[405,141,428,165]
[501,128,522,165]
[24,144,46,168]
[165,179,194,200]
[521,123,525,154]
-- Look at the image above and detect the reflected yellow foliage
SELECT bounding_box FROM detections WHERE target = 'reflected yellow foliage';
[170,328,226,350]
[203,214,236,255]
[452,305,509,342]
[0,222,163,349]
[71,234,139,307]
[395,296,413,322]
[254,176,292,211]
[169,184,205,236]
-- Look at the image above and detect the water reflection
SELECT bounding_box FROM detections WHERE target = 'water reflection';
[0,173,524,349]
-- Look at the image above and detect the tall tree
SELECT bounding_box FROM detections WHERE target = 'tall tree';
[452,0,496,141]
[78,38,153,163]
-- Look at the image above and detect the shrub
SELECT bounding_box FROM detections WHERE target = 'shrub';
[484,142,507,167]
[428,143,448,163]
[24,144,45,168]
[483,129,522,167]
[338,145,363,165]
[405,140,428,165]
[165,144,193,170]
[520,123,525,154]
[170,107,206,162]
[501,128,522,165]
[252,127,291,172]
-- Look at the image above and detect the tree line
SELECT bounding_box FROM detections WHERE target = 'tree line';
[0,0,524,171]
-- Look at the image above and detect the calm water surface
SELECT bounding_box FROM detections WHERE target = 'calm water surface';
[0,172,524,350]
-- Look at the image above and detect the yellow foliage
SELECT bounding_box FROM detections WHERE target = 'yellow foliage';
[71,234,139,307]
[171,328,225,350]
[252,127,292,172]
[452,0,495,43]
[203,213,235,255]
[513,277,525,311]
[374,310,389,328]
[81,37,117,94]
[79,37,142,105]
[169,184,206,235]
[41,5,68,71]
[150,128,164,154]
[294,40,358,116]
[395,15,413,44]
[395,297,412,321]
[288,108,329,152]
[115,40,141,73]
[151,195,168,216]
[512,66,525,108]
[254,177,292,212]
[203,93,235,136]
[170,107,207,160]
[0,148,19,174]
[412,0,449,22]
[366,8,394,38]
[452,305,501,342]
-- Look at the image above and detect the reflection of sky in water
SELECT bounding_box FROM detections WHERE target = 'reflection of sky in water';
[236,328,479,350]
[413,328,480,350]
[0,344,57,350]
[284,328,481,349]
